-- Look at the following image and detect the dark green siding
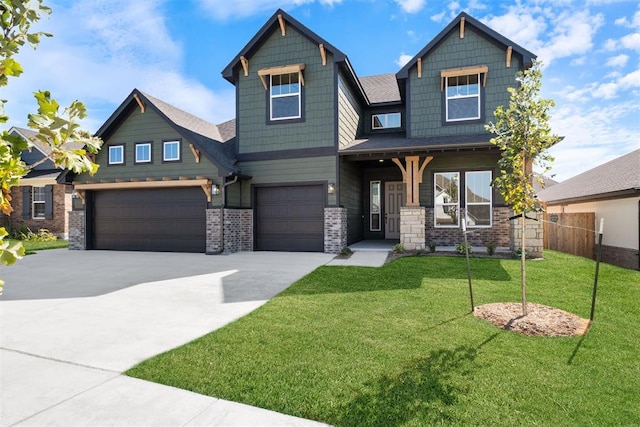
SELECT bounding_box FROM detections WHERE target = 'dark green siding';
[339,158,363,244]
[409,26,522,137]
[237,26,336,154]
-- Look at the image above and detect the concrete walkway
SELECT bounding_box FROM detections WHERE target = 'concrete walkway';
[1,250,332,426]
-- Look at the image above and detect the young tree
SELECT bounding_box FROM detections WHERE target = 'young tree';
[485,60,560,316]
[1,0,102,292]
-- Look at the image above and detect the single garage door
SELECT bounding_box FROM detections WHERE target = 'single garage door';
[255,185,324,252]
[92,187,206,253]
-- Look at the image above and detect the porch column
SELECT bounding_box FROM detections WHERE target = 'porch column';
[392,155,433,206]
[324,207,347,254]
[68,211,86,250]
[400,206,426,251]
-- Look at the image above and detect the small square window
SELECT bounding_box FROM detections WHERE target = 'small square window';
[135,143,151,163]
[108,145,124,165]
[163,140,180,162]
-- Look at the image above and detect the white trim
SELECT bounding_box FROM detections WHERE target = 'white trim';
[445,73,481,122]
[163,140,180,161]
[370,180,381,231]
[32,186,46,219]
[108,145,124,165]
[465,170,493,228]
[372,113,401,130]
[270,72,302,121]
[434,172,460,228]
[135,142,152,163]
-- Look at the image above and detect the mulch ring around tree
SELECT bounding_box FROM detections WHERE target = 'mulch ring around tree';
[474,302,590,337]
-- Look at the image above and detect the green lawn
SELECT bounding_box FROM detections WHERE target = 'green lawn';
[8,239,69,253]
[127,251,640,426]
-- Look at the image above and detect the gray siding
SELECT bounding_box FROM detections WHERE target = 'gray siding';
[238,156,337,206]
[237,26,336,154]
[339,158,363,243]
[22,148,54,170]
[409,26,522,138]
[337,74,361,149]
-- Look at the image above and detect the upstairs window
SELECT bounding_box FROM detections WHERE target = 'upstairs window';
[108,145,124,165]
[270,72,301,120]
[135,142,151,164]
[446,74,480,121]
[372,113,401,129]
[163,140,180,162]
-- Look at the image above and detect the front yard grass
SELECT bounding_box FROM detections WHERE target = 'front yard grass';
[7,239,68,253]
[127,251,639,426]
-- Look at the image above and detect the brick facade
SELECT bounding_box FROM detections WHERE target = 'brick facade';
[400,206,426,251]
[68,211,85,250]
[424,207,511,248]
[206,208,253,254]
[600,245,639,271]
[324,207,347,254]
[4,184,72,239]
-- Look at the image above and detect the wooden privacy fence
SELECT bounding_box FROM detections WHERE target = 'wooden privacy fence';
[543,212,596,259]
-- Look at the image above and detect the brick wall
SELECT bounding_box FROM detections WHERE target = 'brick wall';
[206,208,222,254]
[68,211,85,250]
[401,206,426,251]
[224,208,253,253]
[6,184,72,239]
[425,207,511,248]
[324,207,347,254]
[600,245,639,270]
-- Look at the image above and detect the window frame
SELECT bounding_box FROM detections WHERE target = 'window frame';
[370,180,382,231]
[434,172,460,228]
[134,142,152,164]
[372,112,402,130]
[269,72,302,122]
[108,144,125,165]
[445,73,481,122]
[32,186,46,219]
[465,170,493,228]
[162,140,181,162]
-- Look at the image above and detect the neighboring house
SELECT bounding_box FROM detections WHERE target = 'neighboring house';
[71,10,543,255]
[538,149,640,270]
[2,127,75,239]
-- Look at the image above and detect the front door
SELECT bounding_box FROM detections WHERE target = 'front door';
[385,181,405,239]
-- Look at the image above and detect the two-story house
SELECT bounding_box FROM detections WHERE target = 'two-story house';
[69,10,540,255]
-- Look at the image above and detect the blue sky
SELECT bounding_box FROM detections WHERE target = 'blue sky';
[3,0,639,181]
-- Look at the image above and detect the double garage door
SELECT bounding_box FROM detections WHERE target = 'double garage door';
[89,185,325,253]
[91,188,206,253]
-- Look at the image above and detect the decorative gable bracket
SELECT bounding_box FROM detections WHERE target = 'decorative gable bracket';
[440,65,488,91]
[257,63,306,90]
[392,156,433,207]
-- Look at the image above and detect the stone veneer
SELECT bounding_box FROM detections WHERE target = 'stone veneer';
[509,211,543,257]
[324,207,347,254]
[68,211,85,250]
[206,208,253,254]
[400,206,426,251]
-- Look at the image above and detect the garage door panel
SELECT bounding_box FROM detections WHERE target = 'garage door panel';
[255,185,324,252]
[92,188,206,253]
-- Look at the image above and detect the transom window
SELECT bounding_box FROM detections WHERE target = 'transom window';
[135,143,151,163]
[32,187,45,219]
[372,113,401,129]
[370,181,381,231]
[446,73,480,121]
[434,172,460,227]
[163,140,180,162]
[108,145,124,165]
[270,72,301,120]
[465,171,492,227]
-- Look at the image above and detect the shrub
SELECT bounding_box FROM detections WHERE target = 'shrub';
[514,247,531,259]
[428,242,436,253]
[339,246,353,257]
[486,241,496,256]
[392,243,405,254]
[455,242,472,255]
[19,228,58,242]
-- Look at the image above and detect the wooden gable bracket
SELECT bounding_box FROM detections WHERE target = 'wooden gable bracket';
[278,14,286,36]
[460,17,465,39]
[258,63,306,90]
[200,180,212,203]
[74,189,86,204]
[392,156,433,207]
[240,56,249,77]
[133,93,146,113]
[506,46,513,68]
[189,143,201,163]
[319,44,327,66]
[417,58,422,79]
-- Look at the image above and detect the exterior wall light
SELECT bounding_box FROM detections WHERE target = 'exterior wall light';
[211,183,220,196]
[328,183,336,194]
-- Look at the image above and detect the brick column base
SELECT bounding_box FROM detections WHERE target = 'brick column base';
[206,208,254,254]
[68,211,85,250]
[206,208,222,254]
[324,207,347,254]
[401,206,426,251]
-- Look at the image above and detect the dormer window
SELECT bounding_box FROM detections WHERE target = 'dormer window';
[372,113,401,130]
[441,65,487,123]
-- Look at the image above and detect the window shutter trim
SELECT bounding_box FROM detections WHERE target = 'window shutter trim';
[44,185,54,220]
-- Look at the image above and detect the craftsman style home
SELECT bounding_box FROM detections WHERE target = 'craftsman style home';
[70,10,542,254]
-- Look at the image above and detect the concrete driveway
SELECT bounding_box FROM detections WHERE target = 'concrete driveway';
[0,249,333,426]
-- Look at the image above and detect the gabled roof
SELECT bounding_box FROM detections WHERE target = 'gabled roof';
[95,89,240,176]
[221,9,369,105]
[538,149,640,204]
[359,74,401,104]
[9,126,83,158]
[396,12,536,80]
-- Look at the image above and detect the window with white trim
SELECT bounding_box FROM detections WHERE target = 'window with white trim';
[465,171,492,227]
[434,172,459,227]
[32,186,45,219]
[163,140,180,162]
[135,142,151,163]
[446,73,480,121]
[108,145,124,165]
[370,181,381,231]
[270,72,301,120]
[372,113,401,129]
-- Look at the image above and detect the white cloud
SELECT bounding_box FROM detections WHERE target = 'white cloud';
[395,53,413,67]
[196,0,342,20]
[620,32,640,52]
[430,11,446,23]
[592,82,619,99]
[603,38,618,51]
[615,10,640,28]
[619,68,640,89]
[536,11,604,65]
[606,54,629,67]
[394,0,426,14]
